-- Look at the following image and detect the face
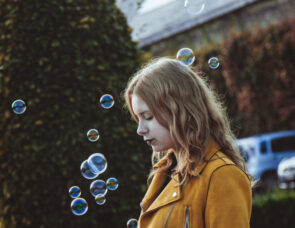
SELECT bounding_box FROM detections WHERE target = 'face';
[131,94,174,151]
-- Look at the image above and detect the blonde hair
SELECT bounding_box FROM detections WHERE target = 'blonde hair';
[123,57,253,186]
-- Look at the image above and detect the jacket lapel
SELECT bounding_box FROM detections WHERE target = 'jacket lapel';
[140,171,169,213]
[142,174,182,215]
[144,173,182,214]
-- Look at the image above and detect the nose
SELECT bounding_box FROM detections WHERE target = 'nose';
[137,121,148,136]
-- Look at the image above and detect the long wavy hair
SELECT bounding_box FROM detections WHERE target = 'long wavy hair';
[123,57,254,186]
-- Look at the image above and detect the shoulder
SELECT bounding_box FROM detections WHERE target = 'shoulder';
[203,154,252,227]
[200,152,250,183]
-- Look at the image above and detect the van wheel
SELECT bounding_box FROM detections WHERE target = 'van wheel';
[261,173,278,192]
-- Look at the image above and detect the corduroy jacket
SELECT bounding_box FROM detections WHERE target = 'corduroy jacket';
[138,140,252,228]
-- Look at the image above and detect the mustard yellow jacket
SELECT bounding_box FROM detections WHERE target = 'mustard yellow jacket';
[138,140,252,228]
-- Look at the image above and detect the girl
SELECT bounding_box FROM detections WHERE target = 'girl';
[123,57,253,228]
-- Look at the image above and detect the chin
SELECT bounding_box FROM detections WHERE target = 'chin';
[153,145,169,152]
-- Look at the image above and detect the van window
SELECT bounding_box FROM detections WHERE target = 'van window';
[271,136,295,153]
[260,141,267,154]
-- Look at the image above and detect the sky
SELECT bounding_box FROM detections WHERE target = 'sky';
[138,0,177,14]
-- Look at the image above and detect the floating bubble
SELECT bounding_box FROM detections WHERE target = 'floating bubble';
[106,177,119,191]
[127,218,138,228]
[69,186,81,198]
[88,153,107,174]
[90,179,108,197]
[176,48,195,66]
[95,194,106,205]
[71,198,88,216]
[12,99,26,114]
[87,129,100,142]
[208,57,220,69]
[100,94,114,109]
[184,0,205,15]
[80,160,99,180]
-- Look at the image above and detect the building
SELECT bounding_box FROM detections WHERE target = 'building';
[117,0,295,55]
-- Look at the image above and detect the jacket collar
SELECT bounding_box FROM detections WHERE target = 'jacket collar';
[193,139,222,175]
[141,138,222,215]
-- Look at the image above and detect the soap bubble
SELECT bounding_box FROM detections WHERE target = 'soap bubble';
[127,218,138,228]
[100,94,114,109]
[106,177,119,191]
[90,179,108,197]
[71,198,88,216]
[208,57,220,69]
[87,129,100,142]
[69,186,81,198]
[184,0,205,15]
[95,194,106,205]
[88,153,107,174]
[176,48,195,66]
[80,160,99,179]
[12,99,26,114]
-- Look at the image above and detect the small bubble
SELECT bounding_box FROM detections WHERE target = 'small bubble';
[90,179,108,197]
[69,186,81,198]
[87,129,100,142]
[100,94,114,109]
[12,99,26,114]
[95,194,106,205]
[88,153,107,175]
[184,0,205,15]
[71,198,88,216]
[208,57,220,69]
[176,48,195,66]
[127,218,138,228]
[80,160,99,180]
[106,177,119,191]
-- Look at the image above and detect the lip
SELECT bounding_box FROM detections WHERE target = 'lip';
[146,139,155,146]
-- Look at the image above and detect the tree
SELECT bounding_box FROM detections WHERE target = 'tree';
[0,0,149,227]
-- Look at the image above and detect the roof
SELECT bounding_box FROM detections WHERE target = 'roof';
[128,0,258,47]
[238,130,295,142]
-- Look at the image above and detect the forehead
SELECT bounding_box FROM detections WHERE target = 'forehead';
[131,95,150,115]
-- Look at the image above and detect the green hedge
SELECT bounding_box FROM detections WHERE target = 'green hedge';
[251,190,295,228]
[0,0,148,227]
[222,17,295,137]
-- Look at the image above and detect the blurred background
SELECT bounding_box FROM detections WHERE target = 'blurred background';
[0,0,294,227]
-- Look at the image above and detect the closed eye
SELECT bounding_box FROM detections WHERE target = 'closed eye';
[145,116,153,120]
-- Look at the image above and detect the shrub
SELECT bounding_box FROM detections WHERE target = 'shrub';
[0,0,148,227]
[251,190,295,228]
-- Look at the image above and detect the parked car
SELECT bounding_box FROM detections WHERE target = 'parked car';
[277,155,295,189]
[237,130,295,190]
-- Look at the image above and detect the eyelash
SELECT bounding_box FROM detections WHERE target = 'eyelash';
[145,116,153,120]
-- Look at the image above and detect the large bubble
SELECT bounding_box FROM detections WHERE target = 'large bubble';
[71,198,88,216]
[100,94,114,109]
[87,129,100,142]
[80,160,99,179]
[11,99,26,114]
[106,177,119,191]
[184,0,205,15]
[90,179,108,197]
[208,57,220,69]
[87,153,107,175]
[95,194,106,205]
[176,48,195,66]
[127,218,138,228]
[69,186,81,198]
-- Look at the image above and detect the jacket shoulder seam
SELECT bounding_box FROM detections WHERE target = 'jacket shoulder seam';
[203,164,237,226]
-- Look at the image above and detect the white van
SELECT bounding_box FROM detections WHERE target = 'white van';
[237,130,295,189]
